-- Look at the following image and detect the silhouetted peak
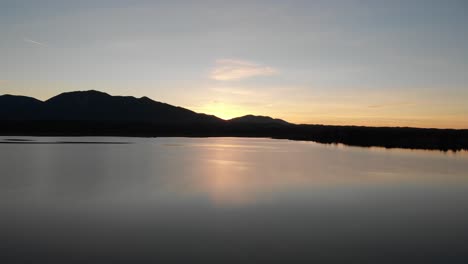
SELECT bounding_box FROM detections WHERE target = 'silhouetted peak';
[0,94,41,100]
[1,94,16,98]
[0,90,225,124]
[46,90,111,103]
[1,90,288,125]
[139,96,155,103]
[229,115,290,125]
[72,90,110,96]
[0,94,43,120]
[0,94,43,105]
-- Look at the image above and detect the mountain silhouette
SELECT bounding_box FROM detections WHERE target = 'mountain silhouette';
[1,90,467,151]
[0,94,43,120]
[229,115,290,125]
[1,90,223,124]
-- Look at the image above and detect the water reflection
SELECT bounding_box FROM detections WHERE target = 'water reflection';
[1,137,468,206]
[1,137,468,263]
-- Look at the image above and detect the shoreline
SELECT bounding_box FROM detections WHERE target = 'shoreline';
[1,121,467,152]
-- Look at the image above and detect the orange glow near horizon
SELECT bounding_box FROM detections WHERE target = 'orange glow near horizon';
[194,102,251,120]
[1,82,467,129]
[193,103,468,129]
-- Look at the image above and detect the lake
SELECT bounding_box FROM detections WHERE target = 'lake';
[1,137,468,263]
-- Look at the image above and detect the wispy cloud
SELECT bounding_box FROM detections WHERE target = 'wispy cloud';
[210,59,277,81]
[211,87,255,96]
[368,102,414,109]
[23,38,47,47]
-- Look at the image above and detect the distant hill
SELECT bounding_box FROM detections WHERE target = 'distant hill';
[1,90,223,124]
[0,95,43,120]
[0,90,293,126]
[229,115,291,125]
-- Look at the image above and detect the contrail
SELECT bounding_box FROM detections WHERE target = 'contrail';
[23,38,47,47]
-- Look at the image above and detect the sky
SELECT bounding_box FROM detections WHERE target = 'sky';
[1,0,468,128]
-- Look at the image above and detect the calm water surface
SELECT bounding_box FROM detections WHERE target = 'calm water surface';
[1,137,468,263]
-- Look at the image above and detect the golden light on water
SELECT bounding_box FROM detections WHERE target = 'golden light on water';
[189,138,468,207]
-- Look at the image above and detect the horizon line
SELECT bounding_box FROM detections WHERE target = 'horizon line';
[1,89,467,131]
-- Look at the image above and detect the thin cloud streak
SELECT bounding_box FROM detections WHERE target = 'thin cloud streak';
[210,59,277,81]
[211,87,256,96]
[368,102,415,109]
[23,38,47,47]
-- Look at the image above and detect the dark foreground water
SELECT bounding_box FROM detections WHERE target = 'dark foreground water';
[1,137,468,263]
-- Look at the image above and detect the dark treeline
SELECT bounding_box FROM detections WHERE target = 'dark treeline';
[2,121,467,151]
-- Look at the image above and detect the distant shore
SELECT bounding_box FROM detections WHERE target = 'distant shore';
[1,121,467,151]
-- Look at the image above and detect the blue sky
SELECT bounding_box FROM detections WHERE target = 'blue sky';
[1,0,467,128]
